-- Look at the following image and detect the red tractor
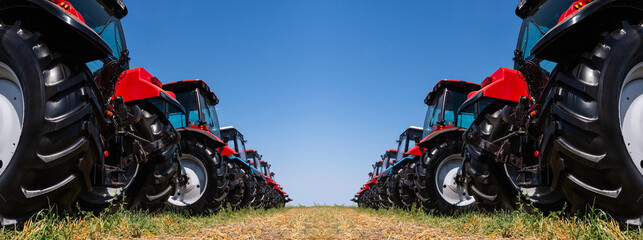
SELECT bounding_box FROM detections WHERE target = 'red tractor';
[410,80,481,214]
[220,126,265,209]
[162,79,228,213]
[462,0,643,224]
[377,127,424,209]
[246,149,290,208]
[0,0,182,225]
[359,149,398,208]
[352,159,384,208]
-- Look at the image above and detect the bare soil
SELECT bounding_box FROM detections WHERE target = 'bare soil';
[144,207,496,240]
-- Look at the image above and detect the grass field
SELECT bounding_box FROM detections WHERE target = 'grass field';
[1,205,642,239]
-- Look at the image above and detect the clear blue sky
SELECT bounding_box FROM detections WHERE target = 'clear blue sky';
[122,0,521,206]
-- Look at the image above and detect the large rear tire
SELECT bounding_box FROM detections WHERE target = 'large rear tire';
[543,20,643,224]
[167,137,226,214]
[0,21,101,225]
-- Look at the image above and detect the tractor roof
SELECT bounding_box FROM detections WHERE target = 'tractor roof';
[245,149,261,159]
[399,126,423,140]
[220,126,244,140]
[162,79,219,105]
[516,0,547,19]
[424,79,481,104]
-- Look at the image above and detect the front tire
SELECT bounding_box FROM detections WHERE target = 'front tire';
[464,104,562,211]
[167,137,226,214]
[119,105,180,211]
[416,139,475,214]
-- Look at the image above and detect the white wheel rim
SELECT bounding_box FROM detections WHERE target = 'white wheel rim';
[168,154,208,206]
[621,62,643,177]
[435,154,475,206]
[0,62,24,177]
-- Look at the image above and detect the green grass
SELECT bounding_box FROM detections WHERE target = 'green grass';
[357,204,643,239]
[0,205,286,240]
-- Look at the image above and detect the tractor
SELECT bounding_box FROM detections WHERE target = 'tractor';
[162,79,228,213]
[247,149,290,208]
[220,126,266,209]
[0,0,182,225]
[462,0,643,224]
[368,149,397,208]
[376,127,423,209]
[260,161,291,208]
[410,79,481,214]
[352,159,383,208]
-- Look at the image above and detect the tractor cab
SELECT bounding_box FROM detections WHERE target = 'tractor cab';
[163,80,221,138]
[245,149,266,171]
[260,160,271,177]
[220,126,247,160]
[58,0,129,73]
[374,160,383,176]
[395,126,424,161]
[514,0,579,72]
[422,80,481,139]
[383,149,398,169]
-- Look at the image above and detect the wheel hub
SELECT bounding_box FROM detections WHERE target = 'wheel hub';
[435,154,475,206]
[0,62,23,177]
[621,62,643,177]
[168,154,208,206]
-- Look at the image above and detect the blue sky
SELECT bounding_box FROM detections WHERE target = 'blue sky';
[122,0,522,206]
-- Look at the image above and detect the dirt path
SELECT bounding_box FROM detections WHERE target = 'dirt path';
[145,207,496,239]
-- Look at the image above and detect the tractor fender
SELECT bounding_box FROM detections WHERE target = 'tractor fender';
[0,0,112,62]
[418,128,466,150]
[114,68,186,115]
[532,0,643,62]
[176,128,226,151]
[459,68,529,112]
[386,155,420,174]
[225,155,263,178]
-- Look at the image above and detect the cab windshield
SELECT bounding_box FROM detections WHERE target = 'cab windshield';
[444,90,475,128]
[423,93,444,138]
[396,135,408,161]
[515,0,576,73]
[69,0,127,73]
[168,90,196,129]
[236,135,247,160]
[262,165,270,176]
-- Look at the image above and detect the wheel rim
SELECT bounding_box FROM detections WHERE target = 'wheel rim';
[168,154,208,206]
[434,154,474,206]
[621,62,643,177]
[0,62,24,177]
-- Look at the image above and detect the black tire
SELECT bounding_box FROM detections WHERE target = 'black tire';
[118,105,180,211]
[226,160,255,209]
[386,171,404,208]
[251,179,267,209]
[0,21,102,225]
[543,20,643,224]
[167,137,226,214]
[374,182,391,209]
[356,190,367,208]
[416,138,475,214]
[464,104,563,212]
[397,161,418,209]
